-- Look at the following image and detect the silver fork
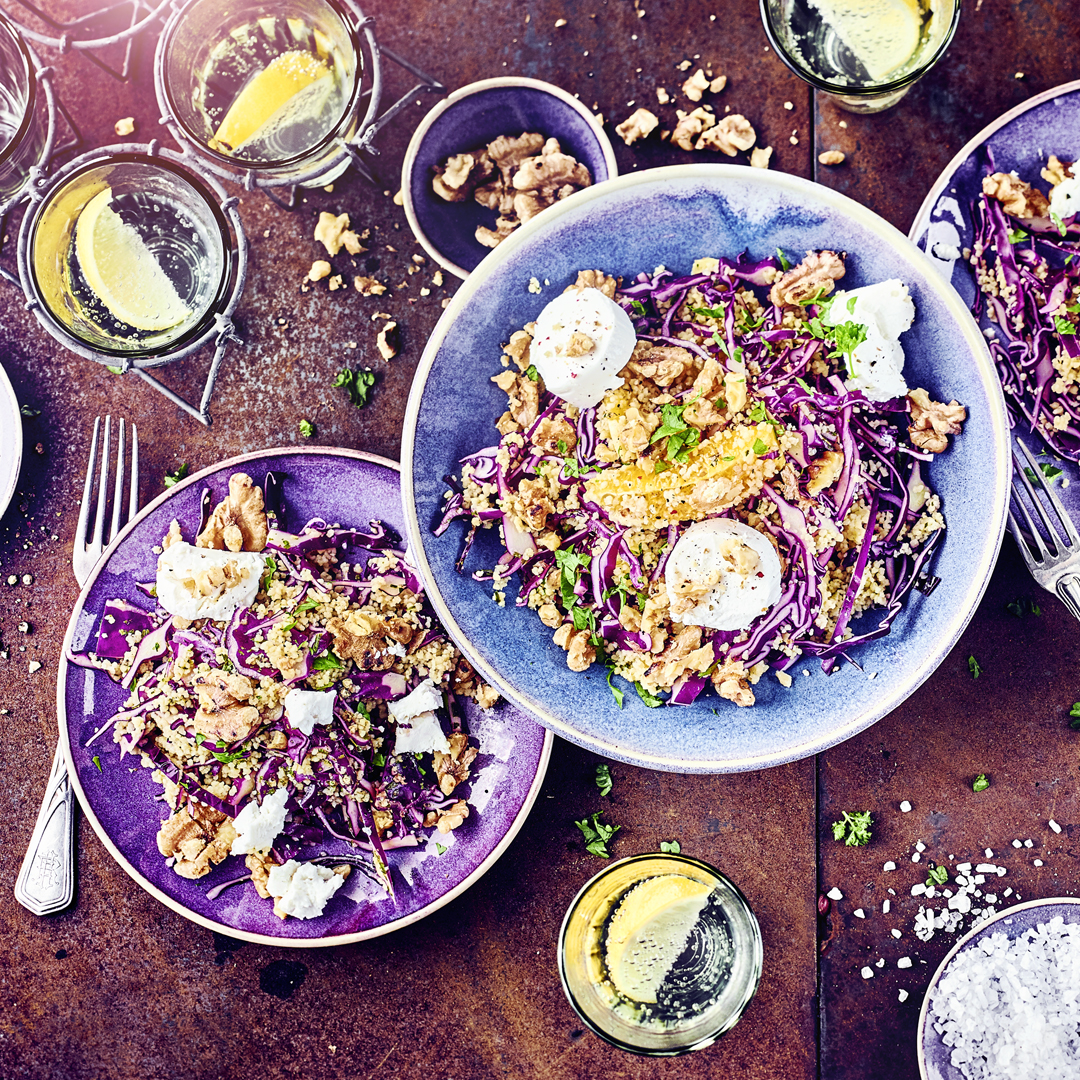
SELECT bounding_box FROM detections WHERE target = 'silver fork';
[15,417,140,916]
[1008,438,1080,622]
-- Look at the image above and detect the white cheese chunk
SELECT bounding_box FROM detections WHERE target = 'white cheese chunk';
[529,287,636,409]
[389,678,450,756]
[155,541,263,622]
[1049,175,1080,222]
[825,279,915,402]
[284,688,336,735]
[265,859,345,920]
[665,519,782,632]
[230,786,289,856]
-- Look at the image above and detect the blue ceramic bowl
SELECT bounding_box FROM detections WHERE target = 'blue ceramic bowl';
[401,76,618,279]
[402,164,1010,773]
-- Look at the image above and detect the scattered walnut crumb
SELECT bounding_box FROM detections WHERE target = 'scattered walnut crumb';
[432,269,444,286]
[682,68,709,102]
[677,59,692,71]
[672,105,715,150]
[615,107,659,146]
[696,113,755,155]
[554,16,567,26]
[750,145,773,169]
[376,320,398,360]
[393,189,403,205]
[114,116,135,136]
[709,75,727,93]
[353,275,387,296]
[328,274,344,291]
[656,86,670,104]
[307,260,332,282]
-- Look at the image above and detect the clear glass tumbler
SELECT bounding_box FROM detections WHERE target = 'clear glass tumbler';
[158,0,365,186]
[26,154,236,358]
[0,11,45,205]
[760,0,961,114]
[558,853,763,1055]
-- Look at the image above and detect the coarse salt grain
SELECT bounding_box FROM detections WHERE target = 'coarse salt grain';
[898,989,909,1003]
[861,966,874,979]
[1050,819,1062,834]
[1034,859,1044,867]
[900,801,912,812]
[915,841,926,852]
[912,852,922,863]
[984,848,994,858]
[827,887,843,901]
[891,928,902,939]
[897,956,912,969]
[883,861,897,872]
[1012,839,1023,848]
[1023,839,1034,848]
[883,899,892,914]
[854,908,866,919]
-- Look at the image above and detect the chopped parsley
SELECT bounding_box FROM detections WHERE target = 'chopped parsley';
[972,773,990,793]
[752,437,769,456]
[1006,597,1041,617]
[1007,227,1029,244]
[926,864,949,887]
[312,651,345,671]
[92,755,102,773]
[164,463,190,488]
[298,418,315,437]
[1070,702,1080,730]
[659,840,681,854]
[334,366,376,409]
[605,666,624,708]
[595,763,613,797]
[435,842,447,855]
[524,364,540,381]
[968,655,982,679]
[831,810,873,846]
[260,555,278,592]
[554,549,590,610]
[830,320,868,358]
[630,299,648,316]
[635,682,664,708]
[650,398,701,471]
[19,405,40,417]
[1055,314,1077,336]
[575,811,620,858]
[776,247,792,271]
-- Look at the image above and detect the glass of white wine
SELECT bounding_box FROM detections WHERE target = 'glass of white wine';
[0,11,46,206]
[25,153,236,359]
[760,0,961,113]
[559,853,763,1055]
[157,0,366,187]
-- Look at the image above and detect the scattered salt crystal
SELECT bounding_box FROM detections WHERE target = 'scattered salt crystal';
[854,908,866,919]
[883,899,891,914]
[1049,819,1062,834]
[926,887,936,898]
[888,888,896,895]
[1003,888,1012,897]
[912,853,922,863]
[985,893,998,904]
[984,848,994,858]
[898,988,909,1003]
[1012,839,1023,848]
[883,861,897,872]
[891,928,902,939]
[1034,859,1044,867]
[1024,839,1034,848]
[897,956,913,969]
[900,801,913,813]
[911,883,927,896]
[827,887,843,901]
[875,958,885,968]
[915,841,926,852]
[974,874,985,884]
[997,867,1007,877]
[976,863,997,874]
[861,966,874,979]
[956,862,972,873]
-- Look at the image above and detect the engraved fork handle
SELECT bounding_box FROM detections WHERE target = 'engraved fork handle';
[1056,575,1080,624]
[14,742,75,916]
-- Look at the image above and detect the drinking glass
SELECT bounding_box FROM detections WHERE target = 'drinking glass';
[558,853,763,1055]
[0,11,45,205]
[760,0,961,113]
[157,0,366,186]
[25,153,236,359]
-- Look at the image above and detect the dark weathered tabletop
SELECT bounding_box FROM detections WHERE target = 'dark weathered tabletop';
[1,2,1078,1078]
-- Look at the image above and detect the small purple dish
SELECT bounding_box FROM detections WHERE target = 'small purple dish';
[401,76,618,279]
[917,897,1080,1079]
[57,448,551,945]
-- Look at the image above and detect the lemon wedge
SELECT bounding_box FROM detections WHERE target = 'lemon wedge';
[605,875,711,1003]
[74,187,191,332]
[809,0,925,81]
[212,50,331,152]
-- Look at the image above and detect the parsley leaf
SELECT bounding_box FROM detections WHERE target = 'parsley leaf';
[1055,315,1077,336]
[635,682,664,708]
[312,651,345,671]
[334,366,376,409]
[1006,597,1041,617]
[298,418,315,437]
[972,773,990,792]
[1007,227,1029,244]
[555,549,590,610]
[435,842,447,855]
[968,655,982,679]
[595,763,613,797]
[92,755,102,773]
[572,605,597,633]
[630,299,648,316]
[659,840,681,854]
[164,463,189,488]
[649,399,701,468]
[1070,702,1080,730]
[575,811,620,858]
[606,666,624,708]
[19,405,39,417]
[776,247,792,271]
[752,437,769,456]
[831,810,873,846]
[926,864,949,887]
[524,364,540,381]
[830,320,868,357]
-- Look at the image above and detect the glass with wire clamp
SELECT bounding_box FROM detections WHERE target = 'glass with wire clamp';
[0,11,46,206]
[24,153,237,359]
[158,0,366,187]
[558,853,763,1055]
[760,0,961,114]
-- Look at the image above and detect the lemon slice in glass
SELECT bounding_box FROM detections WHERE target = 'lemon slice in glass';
[211,50,331,153]
[74,187,191,333]
[809,0,925,81]
[605,875,711,1003]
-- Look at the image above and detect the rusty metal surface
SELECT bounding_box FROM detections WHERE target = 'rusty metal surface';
[0,0,1076,1077]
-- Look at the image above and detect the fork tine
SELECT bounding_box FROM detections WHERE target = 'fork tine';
[89,415,111,559]
[128,424,139,523]
[109,418,125,545]
[1015,438,1080,548]
[1009,484,1051,563]
[75,417,101,564]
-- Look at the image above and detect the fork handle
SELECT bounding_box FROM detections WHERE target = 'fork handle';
[1056,575,1080,625]
[14,742,75,916]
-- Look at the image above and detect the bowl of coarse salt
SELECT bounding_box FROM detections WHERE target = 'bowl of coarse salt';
[918,897,1080,1080]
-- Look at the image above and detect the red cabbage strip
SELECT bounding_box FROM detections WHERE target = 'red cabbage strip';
[824,492,881,657]
[85,692,166,746]
[120,619,173,689]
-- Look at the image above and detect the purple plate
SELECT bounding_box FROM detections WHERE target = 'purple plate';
[57,448,552,946]
[910,80,1080,512]
[917,897,1080,1079]
[0,361,21,521]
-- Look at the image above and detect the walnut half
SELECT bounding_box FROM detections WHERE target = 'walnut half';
[157,802,237,879]
[196,473,268,553]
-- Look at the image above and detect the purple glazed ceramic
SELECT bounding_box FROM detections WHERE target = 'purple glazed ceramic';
[402,164,1010,774]
[401,76,618,279]
[57,448,551,945]
[0,361,21,520]
[910,81,1080,515]
[917,897,1080,1080]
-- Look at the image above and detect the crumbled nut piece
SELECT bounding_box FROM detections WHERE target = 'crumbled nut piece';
[161,519,183,550]
[682,68,709,102]
[376,320,398,360]
[193,671,262,742]
[432,269,444,286]
[908,388,966,453]
[615,107,659,146]
[114,116,135,136]
[157,802,238,879]
[769,250,846,307]
[308,260,332,282]
[433,733,479,796]
[712,657,754,707]
[328,274,344,291]
[552,624,596,671]
[569,269,618,298]
[696,113,755,155]
[435,799,470,833]
[677,59,692,71]
[353,275,387,296]
[709,75,727,93]
[314,211,353,256]
[1042,155,1074,187]
[196,473,268,552]
[750,145,773,169]
[671,106,715,151]
[327,612,413,671]
[246,851,277,899]
[656,86,670,104]
[818,150,846,166]
[982,172,1050,219]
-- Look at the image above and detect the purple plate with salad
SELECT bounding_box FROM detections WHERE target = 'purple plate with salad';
[402,164,1010,773]
[57,448,551,945]
[911,80,1080,506]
